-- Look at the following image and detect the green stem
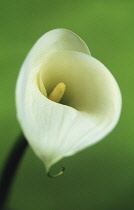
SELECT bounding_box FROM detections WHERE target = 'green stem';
[0,134,28,209]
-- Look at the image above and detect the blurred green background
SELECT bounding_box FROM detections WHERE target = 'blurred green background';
[0,0,133,209]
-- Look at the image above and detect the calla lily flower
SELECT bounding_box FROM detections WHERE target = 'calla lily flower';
[16,29,122,172]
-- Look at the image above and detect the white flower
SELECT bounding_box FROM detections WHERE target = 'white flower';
[16,29,122,172]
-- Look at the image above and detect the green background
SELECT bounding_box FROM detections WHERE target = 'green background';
[0,0,133,209]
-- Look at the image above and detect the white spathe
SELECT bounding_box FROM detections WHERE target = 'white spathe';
[16,29,122,171]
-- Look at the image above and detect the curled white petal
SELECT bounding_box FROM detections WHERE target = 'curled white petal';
[16,29,122,171]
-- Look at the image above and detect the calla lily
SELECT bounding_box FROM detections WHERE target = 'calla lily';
[16,29,122,172]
